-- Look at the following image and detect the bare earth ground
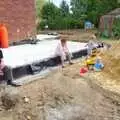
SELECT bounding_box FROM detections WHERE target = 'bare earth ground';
[1,63,120,120]
[0,30,120,120]
[39,29,97,42]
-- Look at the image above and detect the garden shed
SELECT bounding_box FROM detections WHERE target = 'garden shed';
[99,8,120,37]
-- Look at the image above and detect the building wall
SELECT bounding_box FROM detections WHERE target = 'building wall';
[99,15,115,37]
[0,0,36,41]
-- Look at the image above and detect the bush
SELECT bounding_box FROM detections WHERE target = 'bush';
[37,20,46,30]
[100,29,110,38]
[38,17,84,30]
[112,18,120,39]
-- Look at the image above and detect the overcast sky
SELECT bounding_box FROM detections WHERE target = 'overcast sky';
[51,0,70,7]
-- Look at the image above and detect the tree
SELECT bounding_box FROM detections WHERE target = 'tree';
[39,0,120,30]
[86,0,120,26]
[41,2,60,21]
[60,0,69,17]
[70,0,120,26]
[39,2,61,30]
[70,0,88,19]
[36,0,45,18]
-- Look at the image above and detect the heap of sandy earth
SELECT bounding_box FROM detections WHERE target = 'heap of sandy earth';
[85,41,120,100]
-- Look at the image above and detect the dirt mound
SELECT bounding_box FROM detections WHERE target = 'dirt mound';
[102,43,120,80]
[1,87,20,110]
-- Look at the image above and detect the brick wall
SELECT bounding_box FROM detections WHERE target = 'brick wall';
[0,0,36,41]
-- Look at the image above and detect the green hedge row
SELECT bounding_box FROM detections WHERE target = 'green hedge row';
[37,17,84,30]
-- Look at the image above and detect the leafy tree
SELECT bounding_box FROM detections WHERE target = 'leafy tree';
[70,0,120,26]
[36,0,45,17]
[70,0,88,19]
[87,0,120,25]
[60,0,69,17]
[39,0,120,30]
[41,2,60,21]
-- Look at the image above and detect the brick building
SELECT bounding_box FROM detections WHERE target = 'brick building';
[0,0,36,41]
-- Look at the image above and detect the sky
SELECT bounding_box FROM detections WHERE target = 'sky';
[51,0,70,7]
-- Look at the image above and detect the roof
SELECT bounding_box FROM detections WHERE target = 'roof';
[108,8,120,16]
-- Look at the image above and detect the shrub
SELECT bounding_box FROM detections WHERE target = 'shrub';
[37,20,46,30]
[38,17,84,30]
[112,18,120,39]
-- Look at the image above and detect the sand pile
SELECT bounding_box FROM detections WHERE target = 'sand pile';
[102,43,120,80]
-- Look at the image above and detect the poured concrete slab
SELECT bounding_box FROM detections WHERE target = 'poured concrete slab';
[36,34,59,41]
[2,40,87,68]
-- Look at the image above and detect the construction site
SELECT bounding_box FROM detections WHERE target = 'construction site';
[0,0,120,120]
